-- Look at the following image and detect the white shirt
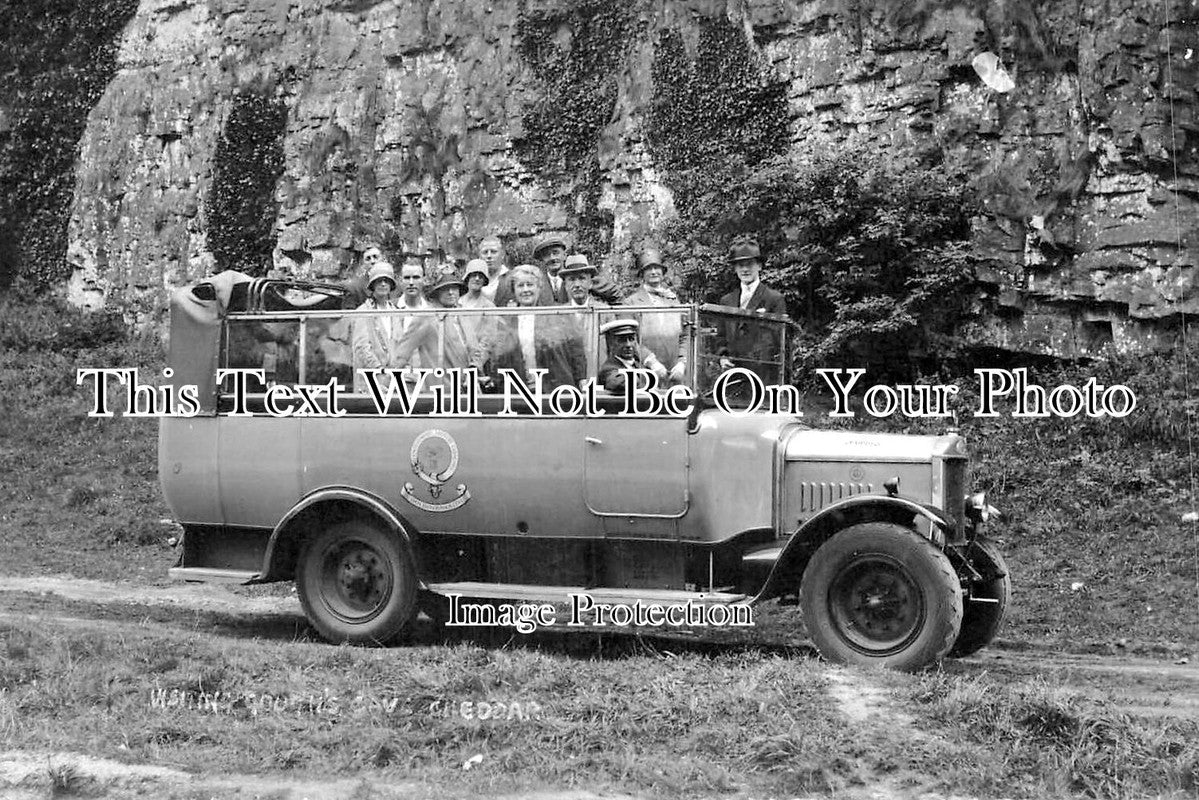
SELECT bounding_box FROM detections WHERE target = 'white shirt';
[480,266,509,302]
[400,296,429,366]
[739,279,760,309]
[365,299,397,338]
[517,314,537,378]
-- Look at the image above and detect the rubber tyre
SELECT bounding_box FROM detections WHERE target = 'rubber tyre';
[800,523,963,671]
[296,520,417,645]
[948,538,1010,657]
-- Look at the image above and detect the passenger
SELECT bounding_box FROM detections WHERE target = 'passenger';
[487,264,587,391]
[532,234,569,305]
[393,267,483,381]
[560,254,607,376]
[362,244,385,266]
[596,319,668,394]
[459,259,496,367]
[713,235,788,393]
[478,236,513,305]
[397,261,431,312]
[343,242,387,309]
[351,262,400,393]
[719,235,786,316]
[427,264,464,311]
[460,259,495,310]
[589,257,623,305]
[390,261,432,370]
[622,247,687,382]
[561,254,607,309]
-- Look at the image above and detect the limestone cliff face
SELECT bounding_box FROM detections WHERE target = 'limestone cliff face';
[64,0,1199,355]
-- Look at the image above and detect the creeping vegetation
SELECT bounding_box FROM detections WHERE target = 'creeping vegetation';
[208,91,289,276]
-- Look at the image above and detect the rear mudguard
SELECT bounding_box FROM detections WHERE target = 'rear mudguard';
[259,486,419,583]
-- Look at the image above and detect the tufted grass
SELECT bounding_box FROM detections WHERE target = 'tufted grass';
[1,613,1197,798]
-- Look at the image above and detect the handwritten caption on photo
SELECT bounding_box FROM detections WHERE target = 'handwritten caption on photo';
[148,685,543,721]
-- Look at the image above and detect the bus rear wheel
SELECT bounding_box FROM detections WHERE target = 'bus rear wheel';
[800,523,962,671]
[297,520,416,644]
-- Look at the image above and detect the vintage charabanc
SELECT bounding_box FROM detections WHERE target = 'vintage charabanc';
[159,272,1008,670]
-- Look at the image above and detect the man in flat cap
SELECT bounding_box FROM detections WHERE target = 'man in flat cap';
[533,233,569,305]
[597,318,669,394]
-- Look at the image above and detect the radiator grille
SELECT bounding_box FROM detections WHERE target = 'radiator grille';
[941,459,967,538]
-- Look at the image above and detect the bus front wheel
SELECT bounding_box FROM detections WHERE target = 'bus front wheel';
[297,520,417,644]
[800,523,962,671]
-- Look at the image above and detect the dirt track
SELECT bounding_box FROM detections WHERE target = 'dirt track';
[0,574,1196,799]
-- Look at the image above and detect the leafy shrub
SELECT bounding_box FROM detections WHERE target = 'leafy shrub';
[0,291,128,354]
[663,149,977,382]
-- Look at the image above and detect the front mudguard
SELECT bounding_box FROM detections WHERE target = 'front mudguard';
[751,495,955,602]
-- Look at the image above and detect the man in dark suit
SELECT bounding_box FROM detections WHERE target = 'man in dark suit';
[532,234,570,305]
[718,235,787,315]
[714,236,788,389]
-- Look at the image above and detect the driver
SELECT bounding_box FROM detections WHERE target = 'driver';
[596,319,668,394]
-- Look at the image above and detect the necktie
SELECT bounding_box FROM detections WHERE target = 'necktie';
[741,284,754,309]
[447,316,468,366]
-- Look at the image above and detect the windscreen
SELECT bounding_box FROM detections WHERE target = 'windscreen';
[694,307,788,408]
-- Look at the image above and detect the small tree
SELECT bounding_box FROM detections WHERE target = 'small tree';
[663,149,977,381]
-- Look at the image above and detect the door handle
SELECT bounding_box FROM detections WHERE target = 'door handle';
[585,437,603,445]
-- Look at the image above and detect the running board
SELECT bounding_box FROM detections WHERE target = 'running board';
[741,544,783,566]
[169,567,260,584]
[424,582,749,606]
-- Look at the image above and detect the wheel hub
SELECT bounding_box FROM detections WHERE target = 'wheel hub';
[830,556,925,654]
[320,541,393,621]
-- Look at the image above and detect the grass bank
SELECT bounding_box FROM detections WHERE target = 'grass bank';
[1,613,1196,798]
[0,293,174,582]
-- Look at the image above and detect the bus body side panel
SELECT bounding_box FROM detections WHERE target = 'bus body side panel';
[681,411,798,543]
[299,416,601,539]
[215,417,304,528]
[159,417,222,524]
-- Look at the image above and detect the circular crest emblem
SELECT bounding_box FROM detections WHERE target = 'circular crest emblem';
[411,429,459,487]
[401,430,471,512]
